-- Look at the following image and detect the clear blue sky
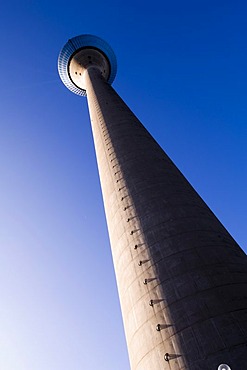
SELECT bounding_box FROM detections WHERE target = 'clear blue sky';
[0,1,246,369]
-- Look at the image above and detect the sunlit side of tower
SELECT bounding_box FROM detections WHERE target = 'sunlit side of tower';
[58,35,247,370]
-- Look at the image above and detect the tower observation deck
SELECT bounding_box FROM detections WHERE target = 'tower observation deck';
[58,35,247,370]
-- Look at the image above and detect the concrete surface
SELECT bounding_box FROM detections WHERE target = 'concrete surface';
[83,65,247,370]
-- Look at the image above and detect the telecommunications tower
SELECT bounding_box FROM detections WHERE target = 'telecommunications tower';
[58,35,247,370]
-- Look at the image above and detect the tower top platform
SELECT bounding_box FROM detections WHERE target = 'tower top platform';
[58,34,117,96]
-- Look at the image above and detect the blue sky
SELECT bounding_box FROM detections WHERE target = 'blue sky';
[0,1,246,369]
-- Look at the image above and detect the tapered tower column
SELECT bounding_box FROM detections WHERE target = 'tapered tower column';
[58,35,247,370]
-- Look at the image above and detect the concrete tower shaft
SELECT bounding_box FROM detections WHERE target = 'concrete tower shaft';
[58,35,247,370]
